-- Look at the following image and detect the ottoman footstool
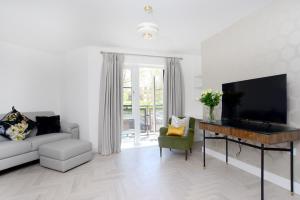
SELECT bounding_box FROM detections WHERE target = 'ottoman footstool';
[39,139,93,172]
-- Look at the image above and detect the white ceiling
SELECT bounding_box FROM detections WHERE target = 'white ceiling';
[0,0,273,54]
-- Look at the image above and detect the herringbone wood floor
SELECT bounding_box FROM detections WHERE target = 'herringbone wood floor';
[0,143,299,200]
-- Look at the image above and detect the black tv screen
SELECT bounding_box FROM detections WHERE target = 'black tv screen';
[222,74,287,124]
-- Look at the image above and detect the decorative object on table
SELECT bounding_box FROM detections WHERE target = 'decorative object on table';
[0,107,36,141]
[198,89,223,121]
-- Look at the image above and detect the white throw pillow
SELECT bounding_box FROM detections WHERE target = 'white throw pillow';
[171,116,190,136]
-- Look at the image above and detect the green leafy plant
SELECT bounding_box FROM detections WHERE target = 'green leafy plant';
[198,89,223,120]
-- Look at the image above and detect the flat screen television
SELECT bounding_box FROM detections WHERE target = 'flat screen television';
[222,74,287,124]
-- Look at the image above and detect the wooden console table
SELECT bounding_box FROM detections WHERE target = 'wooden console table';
[199,120,300,200]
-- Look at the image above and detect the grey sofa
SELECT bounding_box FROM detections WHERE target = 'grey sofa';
[0,111,79,171]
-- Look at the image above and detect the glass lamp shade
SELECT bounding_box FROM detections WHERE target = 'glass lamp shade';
[137,22,159,40]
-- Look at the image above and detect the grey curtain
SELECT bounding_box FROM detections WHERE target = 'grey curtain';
[163,57,184,126]
[98,53,124,155]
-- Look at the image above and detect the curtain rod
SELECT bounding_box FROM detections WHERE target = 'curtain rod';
[100,51,183,60]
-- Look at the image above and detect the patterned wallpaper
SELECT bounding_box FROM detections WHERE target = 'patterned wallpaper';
[202,0,300,181]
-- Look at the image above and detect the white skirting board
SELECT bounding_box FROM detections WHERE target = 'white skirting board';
[203,147,300,195]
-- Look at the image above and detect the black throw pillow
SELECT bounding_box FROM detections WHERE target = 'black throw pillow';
[0,107,36,141]
[36,115,61,135]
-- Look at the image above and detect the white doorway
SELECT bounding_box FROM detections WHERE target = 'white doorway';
[122,65,164,149]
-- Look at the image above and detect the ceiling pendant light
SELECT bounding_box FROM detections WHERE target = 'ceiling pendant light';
[144,4,153,13]
[137,22,159,40]
[137,4,159,40]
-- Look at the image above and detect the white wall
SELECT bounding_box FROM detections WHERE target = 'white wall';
[0,41,62,114]
[60,47,90,142]
[61,45,202,151]
[181,54,203,141]
[181,55,203,119]
[202,0,300,181]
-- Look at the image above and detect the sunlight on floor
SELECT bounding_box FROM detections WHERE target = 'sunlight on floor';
[121,133,158,149]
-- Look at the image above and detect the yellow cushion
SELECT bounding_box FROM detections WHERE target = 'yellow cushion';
[167,124,185,136]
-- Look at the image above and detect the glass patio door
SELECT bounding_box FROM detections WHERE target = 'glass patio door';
[122,66,164,147]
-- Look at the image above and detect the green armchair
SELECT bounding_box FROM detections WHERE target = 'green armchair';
[158,117,196,160]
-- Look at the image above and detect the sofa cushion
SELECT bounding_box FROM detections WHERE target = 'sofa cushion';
[0,141,32,159]
[0,107,36,141]
[166,124,185,136]
[36,115,61,135]
[171,116,190,136]
[26,133,72,151]
[39,139,92,160]
[0,111,55,139]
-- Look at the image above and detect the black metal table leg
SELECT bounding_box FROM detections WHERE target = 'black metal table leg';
[200,127,295,200]
[160,147,162,157]
[291,142,294,195]
[226,136,228,164]
[261,144,264,200]
[203,130,206,168]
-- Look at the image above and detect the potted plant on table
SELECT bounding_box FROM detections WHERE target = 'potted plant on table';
[198,89,223,121]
